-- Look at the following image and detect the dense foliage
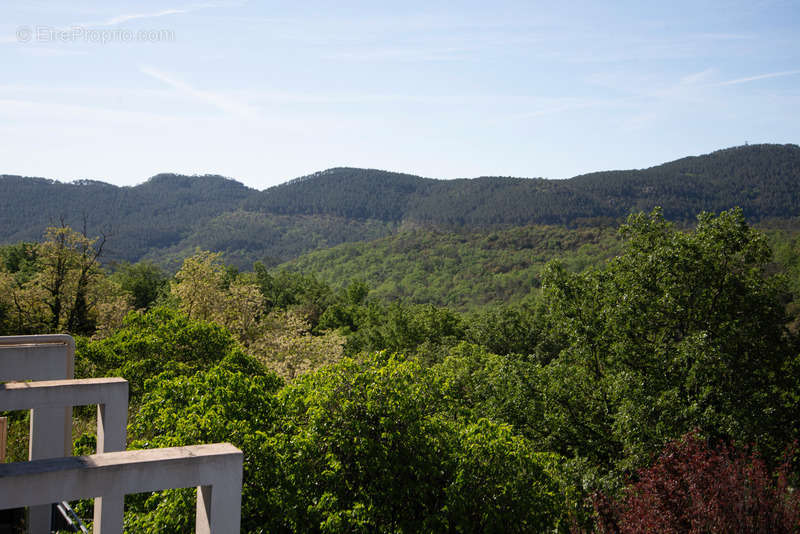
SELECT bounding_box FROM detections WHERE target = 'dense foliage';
[242,167,435,221]
[126,359,283,532]
[284,225,621,309]
[111,352,566,533]
[592,431,800,533]
[76,306,247,406]
[3,204,800,532]
[533,209,798,475]
[141,211,396,271]
[0,226,130,336]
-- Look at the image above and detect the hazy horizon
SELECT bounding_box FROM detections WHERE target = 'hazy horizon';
[4,142,796,192]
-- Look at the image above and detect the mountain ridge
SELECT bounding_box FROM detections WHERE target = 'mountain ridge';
[1,143,798,267]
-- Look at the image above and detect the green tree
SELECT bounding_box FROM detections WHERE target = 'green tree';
[112,261,168,309]
[446,419,563,533]
[6,226,130,335]
[171,250,228,322]
[344,302,465,363]
[126,361,283,532]
[77,306,246,405]
[271,354,450,533]
[254,264,334,325]
[535,209,798,476]
[172,251,344,380]
[435,342,542,438]
[465,303,552,357]
[270,353,563,533]
[0,242,39,282]
[0,271,14,335]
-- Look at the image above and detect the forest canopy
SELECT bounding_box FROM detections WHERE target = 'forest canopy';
[1,207,800,532]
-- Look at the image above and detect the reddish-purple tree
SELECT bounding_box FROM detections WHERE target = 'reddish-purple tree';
[593,431,800,534]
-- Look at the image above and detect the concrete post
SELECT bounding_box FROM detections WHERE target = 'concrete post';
[0,335,75,534]
[28,406,65,533]
[196,463,243,534]
[95,384,128,534]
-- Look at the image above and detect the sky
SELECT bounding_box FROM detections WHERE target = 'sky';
[1,1,798,190]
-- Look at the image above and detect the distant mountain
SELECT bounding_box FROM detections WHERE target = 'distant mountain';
[243,168,435,221]
[1,144,798,268]
[569,144,800,221]
[242,168,601,226]
[245,144,800,227]
[0,173,255,264]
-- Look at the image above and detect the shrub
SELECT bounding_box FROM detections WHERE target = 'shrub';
[593,431,800,534]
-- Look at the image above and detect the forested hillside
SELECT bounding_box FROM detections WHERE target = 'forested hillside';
[1,144,799,268]
[282,225,622,309]
[241,168,436,221]
[570,144,800,220]
[139,211,396,271]
[0,173,255,263]
[246,144,800,226]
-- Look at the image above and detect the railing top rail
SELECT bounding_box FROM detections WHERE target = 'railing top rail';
[0,378,128,412]
[0,443,242,478]
[0,334,75,349]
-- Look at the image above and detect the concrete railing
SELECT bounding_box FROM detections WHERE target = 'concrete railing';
[0,377,128,532]
[0,334,75,532]
[0,444,243,534]
[0,335,244,532]
[0,334,75,456]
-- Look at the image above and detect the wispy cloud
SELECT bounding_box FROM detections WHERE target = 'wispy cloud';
[79,1,248,28]
[512,97,624,120]
[140,65,259,119]
[716,70,800,86]
[679,68,716,86]
[97,8,190,27]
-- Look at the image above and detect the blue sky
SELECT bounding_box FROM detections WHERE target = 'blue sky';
[1,1,798,189]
